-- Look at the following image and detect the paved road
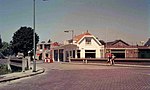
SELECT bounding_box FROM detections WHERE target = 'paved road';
[0,62,150,90]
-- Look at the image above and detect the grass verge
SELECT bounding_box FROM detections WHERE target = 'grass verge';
[0,64,11,75]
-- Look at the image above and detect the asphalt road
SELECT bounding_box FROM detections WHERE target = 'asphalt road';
[0,62,150,90]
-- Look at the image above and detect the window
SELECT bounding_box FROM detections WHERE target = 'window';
[73,50,75,58]
[85,37,92,44]
[45,53,48,57]
[40,45,42,49]
[44,44,50,50]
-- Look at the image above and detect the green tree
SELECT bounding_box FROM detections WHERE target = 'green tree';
[0,35,2,48]
[0,42,12,56]
[11,26,39,56]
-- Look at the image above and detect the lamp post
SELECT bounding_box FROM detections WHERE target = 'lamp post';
[64,30,74,43]
[33,0,47,72]
[33,0,36,72]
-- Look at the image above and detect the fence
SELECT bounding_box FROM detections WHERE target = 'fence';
[7,56,31,72]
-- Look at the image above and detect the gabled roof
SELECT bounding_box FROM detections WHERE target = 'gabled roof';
[74,31,92,43]
[106,40,130,46]
[144,38,150,46]
[105,39,150,49]
[99,40,106,45]
[137,46,150,49]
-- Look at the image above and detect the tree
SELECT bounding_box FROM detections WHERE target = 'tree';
[0,42,12,56]
[11,26,39,56]
[0,35,2,49]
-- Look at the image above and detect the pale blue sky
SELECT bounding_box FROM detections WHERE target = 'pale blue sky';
[0,0,150,44]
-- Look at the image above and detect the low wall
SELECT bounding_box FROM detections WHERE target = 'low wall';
[70,58,150,65]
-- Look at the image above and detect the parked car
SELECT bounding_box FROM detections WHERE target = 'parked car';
[16,52,24,59]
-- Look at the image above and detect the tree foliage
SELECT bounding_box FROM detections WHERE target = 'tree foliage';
[0,36,12,56]
[11,26,39,56]
[0,42,12,56]
[0,35,2,48]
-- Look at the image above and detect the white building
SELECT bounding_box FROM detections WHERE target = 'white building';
[53,31,105,62]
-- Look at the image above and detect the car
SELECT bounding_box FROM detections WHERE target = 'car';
[16,52,24,59]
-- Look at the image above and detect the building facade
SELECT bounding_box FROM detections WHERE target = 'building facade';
[105,40,150,58]
[37,32,150,62]
[36,41,60,60]
[53,31,105,62]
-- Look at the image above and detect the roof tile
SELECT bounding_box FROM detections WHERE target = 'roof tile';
[74,32,92,42]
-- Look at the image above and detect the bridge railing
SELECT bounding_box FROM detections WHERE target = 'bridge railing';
[7,56,31,72]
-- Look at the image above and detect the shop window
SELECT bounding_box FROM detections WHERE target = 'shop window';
[85,50,96,58]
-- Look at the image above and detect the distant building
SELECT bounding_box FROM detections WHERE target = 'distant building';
[36,41,60,60]
[105,39,150,58]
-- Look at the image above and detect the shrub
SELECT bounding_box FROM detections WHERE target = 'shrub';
[0,64,11,75]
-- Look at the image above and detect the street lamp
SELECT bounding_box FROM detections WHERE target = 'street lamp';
[64,30,74,43]
[33,0,36,72]
[33,0,47,72]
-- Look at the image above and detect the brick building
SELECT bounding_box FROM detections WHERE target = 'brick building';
[105,40,150,58]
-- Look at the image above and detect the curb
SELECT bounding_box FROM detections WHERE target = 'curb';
[63,62,150,68]
[114,64,150,68]
[0,68,45,83]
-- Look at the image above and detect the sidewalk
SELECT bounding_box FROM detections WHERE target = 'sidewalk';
[115,63,150,68]
[0,67,45,83]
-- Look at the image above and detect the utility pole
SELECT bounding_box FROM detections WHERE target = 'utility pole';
[33,0,47,72]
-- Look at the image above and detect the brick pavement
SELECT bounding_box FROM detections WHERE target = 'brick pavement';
[0,62,150,90]
[42,68,150,90]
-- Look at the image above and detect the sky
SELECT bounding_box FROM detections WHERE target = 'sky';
[0,0,150,45]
